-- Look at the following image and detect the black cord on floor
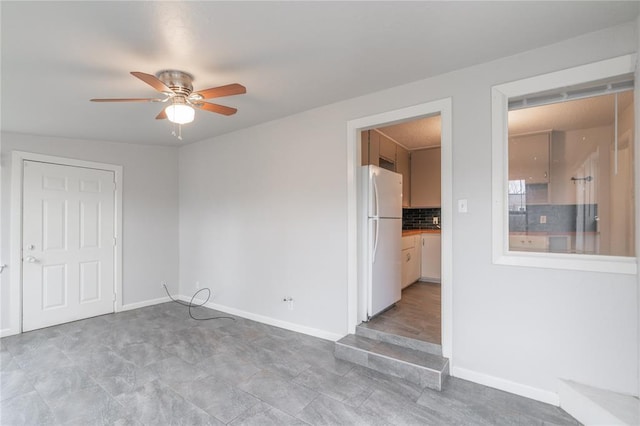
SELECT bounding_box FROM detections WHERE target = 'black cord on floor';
[163,284,235,321]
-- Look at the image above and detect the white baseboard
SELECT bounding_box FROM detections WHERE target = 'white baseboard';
[177,295,344,342]
[1,296,170,338]
[452,366,559,406]
[120,296,171,312]
[419,278,441,284]
[0,327,19,338]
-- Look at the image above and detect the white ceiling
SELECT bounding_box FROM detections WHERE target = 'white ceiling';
[379,91,635,150]
[377,115,442,150]
[2,1,638,146]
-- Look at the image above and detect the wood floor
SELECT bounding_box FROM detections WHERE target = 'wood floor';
[361,281,441,344]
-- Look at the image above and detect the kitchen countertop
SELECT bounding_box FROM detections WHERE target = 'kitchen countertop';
[402,229,441,237]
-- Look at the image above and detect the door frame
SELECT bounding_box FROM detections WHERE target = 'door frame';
[346,98,453,362]
[7,151,123,336]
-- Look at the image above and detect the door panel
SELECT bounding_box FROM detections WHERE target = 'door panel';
[80,200,101,248]
[23,161,115,332]
[43,264,67,309]
[79,261,100,303]
[43,199,68,251]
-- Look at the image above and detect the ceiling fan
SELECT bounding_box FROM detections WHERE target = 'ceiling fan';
[91,70,246,125]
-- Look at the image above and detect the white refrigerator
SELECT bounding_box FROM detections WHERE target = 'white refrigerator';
[362,165,402,319]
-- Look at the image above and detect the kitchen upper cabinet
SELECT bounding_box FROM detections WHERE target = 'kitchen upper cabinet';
[420,233,441,282]
[410,147,441,207]
[361,130,380,166]
[379,133,397,163]
[361,131,411,207]
[396,145,410,207]
[509,132,550,184]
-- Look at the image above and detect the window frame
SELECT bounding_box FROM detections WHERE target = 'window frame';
[491,54,637,274]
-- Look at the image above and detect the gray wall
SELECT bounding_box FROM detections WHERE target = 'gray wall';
[179,21,639,401]
[1,133,180,330]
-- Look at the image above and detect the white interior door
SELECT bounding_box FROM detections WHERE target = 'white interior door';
[22,160,116,332]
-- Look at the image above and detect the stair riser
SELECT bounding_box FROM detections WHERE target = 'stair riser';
[356,326,443,356]
[335,342,446,391]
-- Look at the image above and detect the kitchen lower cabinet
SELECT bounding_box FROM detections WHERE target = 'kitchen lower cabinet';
[509,234,548,251]
[401,235,421,288]
[420,233,441,282]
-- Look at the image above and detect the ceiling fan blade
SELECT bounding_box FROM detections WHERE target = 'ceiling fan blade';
[194,102,238,116]
[131,71,173,93]
[156,109,167,120]
[91,98,163,102]
[194,83,246,99]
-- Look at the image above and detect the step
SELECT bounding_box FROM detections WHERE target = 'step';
[334,334,449,391]
[355,324,442,356]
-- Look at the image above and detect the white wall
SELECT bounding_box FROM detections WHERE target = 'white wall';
[179,20,639,401]
[1,133,179,331]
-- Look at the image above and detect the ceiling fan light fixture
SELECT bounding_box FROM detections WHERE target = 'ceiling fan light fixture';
[166,103,195,124]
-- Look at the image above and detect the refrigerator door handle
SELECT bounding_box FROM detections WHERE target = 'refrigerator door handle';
[372,218,380,263]
[372,174,379,218]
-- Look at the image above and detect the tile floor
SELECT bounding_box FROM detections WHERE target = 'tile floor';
[1,302,578,425]
[362,281,441,344]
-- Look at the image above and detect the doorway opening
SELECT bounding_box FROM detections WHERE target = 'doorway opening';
[360,117,443,345]
[346,98,453,360]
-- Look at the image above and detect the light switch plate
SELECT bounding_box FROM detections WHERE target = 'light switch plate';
[458,199,468,213]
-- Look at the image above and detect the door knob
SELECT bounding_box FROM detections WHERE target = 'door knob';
[24,256,38,263]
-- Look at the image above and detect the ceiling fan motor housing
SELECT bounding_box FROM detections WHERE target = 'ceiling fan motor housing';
[156,70,194,97]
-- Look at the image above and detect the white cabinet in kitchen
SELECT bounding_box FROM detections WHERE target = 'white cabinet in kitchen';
[401,235,421,288]
[509,234,548,251]
[420,233,441,282]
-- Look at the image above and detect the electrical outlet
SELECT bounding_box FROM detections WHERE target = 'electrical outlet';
[283,296,294,310]
[433,217,439,225]
[540,215,547,224]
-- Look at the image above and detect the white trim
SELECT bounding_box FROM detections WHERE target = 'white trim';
[452,366,560,406]
[9,151,124,335]
[121,296,171,312]
[346,98,454,363]
[492,54,638,274]
[178,296,343,342]
[0,328,18,338]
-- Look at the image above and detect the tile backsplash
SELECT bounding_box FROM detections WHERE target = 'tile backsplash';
[402,208,441,230]
[509,204,598,233]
